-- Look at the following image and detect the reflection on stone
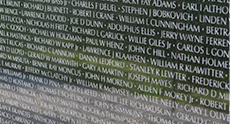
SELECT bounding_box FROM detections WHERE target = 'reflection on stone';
[0,0,229,123]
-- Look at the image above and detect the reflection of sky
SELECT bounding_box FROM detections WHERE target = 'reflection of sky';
[0,74,229,124]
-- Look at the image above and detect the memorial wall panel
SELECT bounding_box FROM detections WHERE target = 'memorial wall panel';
[0,0,229,124]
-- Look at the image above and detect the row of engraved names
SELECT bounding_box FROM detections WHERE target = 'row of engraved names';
[1,37,229,59]
[0,78,229,123]
[0,24,229,58]
[0,45,229,80]
[0,38,229,69]
[0,65,229,104]
[1,0,229,15]
[0,14,229,44]
[1,7,229,33]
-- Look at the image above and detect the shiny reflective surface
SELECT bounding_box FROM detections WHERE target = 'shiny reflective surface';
[0,0,229,123]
